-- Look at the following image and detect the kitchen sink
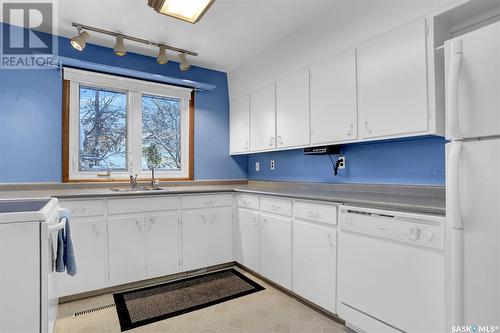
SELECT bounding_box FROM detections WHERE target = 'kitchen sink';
[110,186,165,192]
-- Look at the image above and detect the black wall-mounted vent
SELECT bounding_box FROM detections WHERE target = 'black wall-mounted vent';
[303,145,341,155]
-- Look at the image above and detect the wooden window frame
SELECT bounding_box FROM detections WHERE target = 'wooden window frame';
[62,78,194,183]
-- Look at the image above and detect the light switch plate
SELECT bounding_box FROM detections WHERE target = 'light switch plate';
[255,161,260,172]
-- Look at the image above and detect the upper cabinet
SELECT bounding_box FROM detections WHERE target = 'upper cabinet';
[229,18,444,155]
[276,68,310,149]
[250,82,276,152]
[357,19,429,139]
[230,94,250,154]
[310,49,357,145]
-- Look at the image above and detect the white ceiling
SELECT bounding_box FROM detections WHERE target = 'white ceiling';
[55,0,342,72]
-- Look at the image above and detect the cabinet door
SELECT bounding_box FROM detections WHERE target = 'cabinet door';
[182,210,209,271]
[292,221,337,313]
[260,214,292,289]
[57,217,107,297]
[146,212,181,279]
[250,82,276,151]
[357,19,428,139]
[108,215,146,286]
[310,49,357,144]
[236,209,260,272]
[230,94,250,154]
[276,68,310,148]
[205,207,233,267]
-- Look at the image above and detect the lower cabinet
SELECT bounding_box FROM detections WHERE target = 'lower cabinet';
[146,212,181,279]
[236,208,260,273]
[182,207,233,271]
[56,216,107,297]
[108,212,181,285]
[108,215,147,286]
[292,220,337,313]
[260,213,292,289]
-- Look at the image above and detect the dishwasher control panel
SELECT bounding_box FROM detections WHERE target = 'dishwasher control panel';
[340,207,444,250]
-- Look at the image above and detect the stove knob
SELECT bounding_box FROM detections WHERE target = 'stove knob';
[409,227,422,240]
[427,232,435,241]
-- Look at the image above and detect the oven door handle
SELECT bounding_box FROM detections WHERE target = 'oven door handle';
[48,208,69,233]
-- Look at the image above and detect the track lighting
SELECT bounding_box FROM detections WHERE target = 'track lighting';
[69,23,197,70]
[114,35,126,56]
[70,30,89,51]
[179,53,190,72]
[157,45,168,64]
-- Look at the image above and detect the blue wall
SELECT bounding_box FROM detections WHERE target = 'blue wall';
[0,23,247,182]
[248,136,446,185]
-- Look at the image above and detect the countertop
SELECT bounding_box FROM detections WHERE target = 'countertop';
[0,181,445,215]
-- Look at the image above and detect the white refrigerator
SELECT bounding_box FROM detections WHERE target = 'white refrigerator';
[445,21,500,329]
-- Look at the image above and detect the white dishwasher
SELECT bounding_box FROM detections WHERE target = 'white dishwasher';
[338,206,445,333]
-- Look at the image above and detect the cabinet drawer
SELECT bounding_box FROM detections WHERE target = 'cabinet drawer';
[60,200,105,217]
[181,194,233,210]
[236,194,259,210]
[108,196,178,215]
[294,201,337,225]
[261,197,292,216]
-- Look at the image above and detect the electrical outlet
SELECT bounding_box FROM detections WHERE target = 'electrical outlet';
[255,161,260,172]
[338,156,346,169]
[270,160,275,170]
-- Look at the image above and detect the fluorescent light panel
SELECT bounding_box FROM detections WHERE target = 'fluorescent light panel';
[156,0,214,24]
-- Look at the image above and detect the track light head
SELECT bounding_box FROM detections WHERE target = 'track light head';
[114,35,126,56]
[157,45,168,64]
[179,53,190,71]
[70,31,89,51]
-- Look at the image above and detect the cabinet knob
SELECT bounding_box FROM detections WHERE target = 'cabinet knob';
[269,137,275,146]
[278,136,283,145]
[347,123,354,137]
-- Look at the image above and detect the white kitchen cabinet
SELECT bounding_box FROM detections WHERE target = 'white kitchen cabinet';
[182,207,233,271]
[146,212,181,279]
[230,94,250,154]
[250,82,276,151]
[236,208,260,273]
[260,213,292,289]
[276,68,310,148]
[357,19,429,139]
[292,220,337,313]
[310,49,357,144]
[108,215,147,286]
[57,216,107,297]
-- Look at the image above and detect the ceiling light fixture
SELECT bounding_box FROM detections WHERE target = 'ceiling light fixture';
[70,23,197,70]
[179,53,190,72]
[113,35,127,56]
[70,29,89,51]
[157,45,168,64]
[148,0,215,24]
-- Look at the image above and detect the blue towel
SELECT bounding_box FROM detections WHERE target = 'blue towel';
[55,214,77,276]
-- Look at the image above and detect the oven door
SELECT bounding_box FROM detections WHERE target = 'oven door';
[41,207,66,333]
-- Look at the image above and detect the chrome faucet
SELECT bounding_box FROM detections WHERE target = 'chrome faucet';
[129,174,138,189]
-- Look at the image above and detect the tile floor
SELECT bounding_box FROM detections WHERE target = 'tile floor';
[55,267,347,333]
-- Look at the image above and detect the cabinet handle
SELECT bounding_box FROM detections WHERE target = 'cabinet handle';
[278,136,283,145]
[149,218,156,232]
[201,215,207,225]
[347,123,354,137]
[211,214,216,224]
[92,224,99,238]
[308,211,320,219]
[269,137,275,147]
[364,121,372,135]
[204,200,214,206]
[244,141,249,150]
[271,204,280,211]
[327,234,334,248]
[135,219,142,232]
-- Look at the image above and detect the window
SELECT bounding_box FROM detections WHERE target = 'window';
[63,68,193,181]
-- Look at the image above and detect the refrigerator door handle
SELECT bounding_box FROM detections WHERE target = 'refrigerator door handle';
[448,141,464,326]
[447,39,463,139]
[448,141,463,230]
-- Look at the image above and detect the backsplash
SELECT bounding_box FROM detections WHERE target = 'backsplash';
[248,136,445,185]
